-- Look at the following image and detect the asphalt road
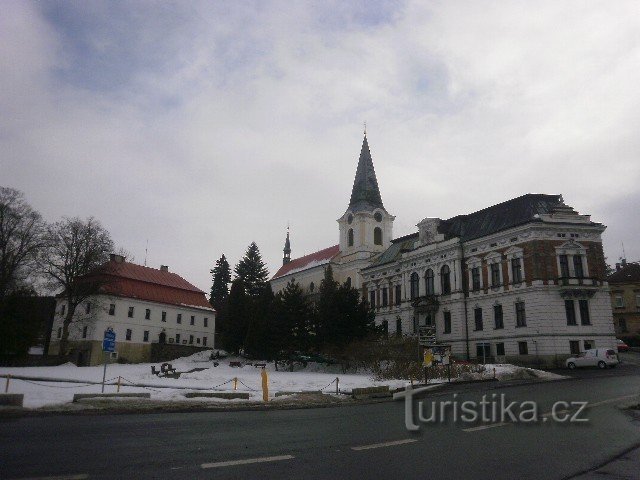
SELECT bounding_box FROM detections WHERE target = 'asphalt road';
[2,354,640,480]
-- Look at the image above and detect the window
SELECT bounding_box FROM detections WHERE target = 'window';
[85,302,91,314]
[474,307,483,331]
[396,318,402,335]
[57,327,61,339]
[374,212,383,222]
[197,337,201,344]
[381,320,388,335]
[128,307,134,318]
[395,285,401,305]
[309,282,315,292]
[175,333,180,344]
[559,255,569,277]
[511,258,523,283]
[177,313,182,324]
[425,269,435,295]
[619,318,628,332]
[443,311,451,334]
[190,315,195,326]
[348,228,354,247]
[476,343,490,360]
[583,340,594,350]
[565,300,577,325]
[61,304,66,316]
[490,263,501,287]
[145,308,151,320]
[441,265,451,295]
[203,336,207,346]
[614,294,624,308]
[369,290,376,308]
[410,272,420,299]
[161,311,167,322]
[579,299,590,325]
[573,255,584,279]
[82,326,88,339]
[636,294,640,309]
[143,331,149,342]
[346,277,352,288]
[569,341,580,355]
[189,335,194,344]
[515,301,526,327]
[204,317,208,328]
[374,227,382,245]
[108,304,116,316]
[496,342,505,356]
[471,267,481,291]
[126,329,132,341]
[382,288,388,307]
[518,341,529,355]
[494,304,504,329]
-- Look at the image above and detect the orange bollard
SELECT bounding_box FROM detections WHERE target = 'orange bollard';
[261,368,269,402]
[233,377,238,391]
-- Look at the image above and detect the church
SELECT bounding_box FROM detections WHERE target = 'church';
[270,134,616,366]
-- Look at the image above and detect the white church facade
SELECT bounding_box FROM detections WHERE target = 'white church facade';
[270,135,616,367]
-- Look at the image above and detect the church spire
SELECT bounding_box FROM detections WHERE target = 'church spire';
[348,134,384,212]
[282,227,291,265]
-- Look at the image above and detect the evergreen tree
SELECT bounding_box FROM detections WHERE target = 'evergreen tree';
[244,283,275,359]
[234,242,269,298]
[316,265,339,347]
[209,254,231,309]
[272,280,313,357]
[223,279,248,354]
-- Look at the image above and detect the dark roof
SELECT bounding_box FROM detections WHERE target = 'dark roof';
[439,194,565,242]
[272,245,340,279]
[608,263,640,283]
[348,135,385,213]
[365,233,419,269]
[90,260,213,310]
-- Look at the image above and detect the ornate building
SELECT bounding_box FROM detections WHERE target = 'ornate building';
[270,134,616,366]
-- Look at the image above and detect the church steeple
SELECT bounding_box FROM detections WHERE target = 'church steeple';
[348,134,384,212]
[282,228,291,265]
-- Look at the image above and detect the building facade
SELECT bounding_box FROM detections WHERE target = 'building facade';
[49,254,215,365]
[270,134,616,366]
[608,261,640,343]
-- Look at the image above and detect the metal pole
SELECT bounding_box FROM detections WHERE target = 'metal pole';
[5,374,10,393]
[336,377,339,395]
[117,376,121,393]
[101,353,107,393]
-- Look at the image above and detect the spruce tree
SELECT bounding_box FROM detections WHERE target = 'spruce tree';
[209,254,231,309]
[244,283,275,359]
[272,280,313,357]
[234,242,269,298]
[316,265,339,347]
[223,279,248,354]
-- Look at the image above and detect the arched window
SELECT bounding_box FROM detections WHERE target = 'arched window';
[348,228,354,247]
[425,269,435,295]
[441,265,451,295]
[410,272,420,300]
[374,227,382,245]
[345,277,352,288]
[309,282,315,292]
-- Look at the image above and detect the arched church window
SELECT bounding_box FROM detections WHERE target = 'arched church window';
[309,282,315,292]
[425,269,435,295]
[345,277,352,288]
[410,272,420,300]
[348,228,354,247]
[374,227,382,245]
[441,265,451,295]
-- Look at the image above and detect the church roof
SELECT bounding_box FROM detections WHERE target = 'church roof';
[272,245,340,279]
[348,135,385,213]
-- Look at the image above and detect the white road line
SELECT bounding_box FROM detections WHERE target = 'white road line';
[11,475,89,480]
[351,438,418,451]
[201,455,294,469]
[463,422,511,432]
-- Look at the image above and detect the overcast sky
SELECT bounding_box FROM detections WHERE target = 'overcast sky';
[2,1,639,293]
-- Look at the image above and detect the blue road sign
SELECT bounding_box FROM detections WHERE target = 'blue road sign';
[102,328,116,352]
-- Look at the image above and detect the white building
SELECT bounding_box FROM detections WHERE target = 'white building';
[270,134,615,367]
[49,254,215,365]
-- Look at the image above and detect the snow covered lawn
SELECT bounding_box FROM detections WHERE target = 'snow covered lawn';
[0,350,562,409]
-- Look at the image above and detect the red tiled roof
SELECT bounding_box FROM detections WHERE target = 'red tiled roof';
[272,245,340,279]
[90,260,214,311]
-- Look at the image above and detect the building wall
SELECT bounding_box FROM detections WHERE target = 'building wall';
[610,280,640,341]
[49,294,216,365]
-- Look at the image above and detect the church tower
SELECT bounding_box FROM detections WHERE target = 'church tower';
[338,134,394,260]
[282,228,291,265]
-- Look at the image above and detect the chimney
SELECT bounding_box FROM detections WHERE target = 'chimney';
[110,253,124,263]
[160,265,169,273]
[616,263,621,271]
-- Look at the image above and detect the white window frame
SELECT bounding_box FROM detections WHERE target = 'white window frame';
[504,247,525,285]
[555,242,589,278]
[485,252,502,288]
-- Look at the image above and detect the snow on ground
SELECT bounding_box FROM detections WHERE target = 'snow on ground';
[0,350,562,409]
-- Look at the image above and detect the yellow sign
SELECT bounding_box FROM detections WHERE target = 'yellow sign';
[423,349,433,367]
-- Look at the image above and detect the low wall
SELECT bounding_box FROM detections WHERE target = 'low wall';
[150,343,211,363]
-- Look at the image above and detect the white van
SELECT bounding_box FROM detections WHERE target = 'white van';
[565,348,619,369]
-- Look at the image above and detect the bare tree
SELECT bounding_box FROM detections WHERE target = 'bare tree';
[39,217,114,357]
[0,187,46,300]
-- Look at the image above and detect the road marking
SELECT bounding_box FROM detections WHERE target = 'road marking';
[351,438,418,451]
[463,422,511,432]
[11,475,89,480]
[201,455,294,469]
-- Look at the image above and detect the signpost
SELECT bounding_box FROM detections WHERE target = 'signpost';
[101,328,116,393]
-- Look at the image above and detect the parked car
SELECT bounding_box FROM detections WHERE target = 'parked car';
[566,348,619,369]
[617,339,630,352]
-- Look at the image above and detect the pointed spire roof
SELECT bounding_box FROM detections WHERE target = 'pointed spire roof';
[283,229,291,254]
[348,134,384,212]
